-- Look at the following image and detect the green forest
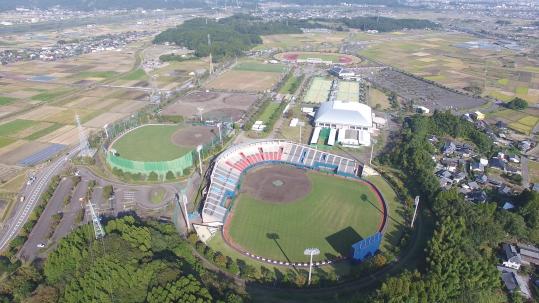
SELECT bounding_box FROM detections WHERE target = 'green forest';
[371,111,539,302]
[153,15,303,61]
[341,16,439,32]
[0,216,243,303]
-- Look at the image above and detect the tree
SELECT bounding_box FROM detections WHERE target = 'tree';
[166,171,175,180]
[506,97,528,110]
[148,171,158,181]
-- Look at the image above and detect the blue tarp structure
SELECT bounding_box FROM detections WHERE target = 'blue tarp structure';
[351,232,382,262]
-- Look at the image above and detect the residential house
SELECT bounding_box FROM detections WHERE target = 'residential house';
[490,158,506,171]
[517,243,539,266]
[502,243,522,270]
[497,266,532,299]
[442,141,456,155]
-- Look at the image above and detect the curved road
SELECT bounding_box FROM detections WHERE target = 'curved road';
[0,147,79,252]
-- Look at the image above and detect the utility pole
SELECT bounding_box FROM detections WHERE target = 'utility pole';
[411,196,420,228]
[217,123,223,145]
[303,248,320,285]
[369,139,376,165]
[180,189,190,231]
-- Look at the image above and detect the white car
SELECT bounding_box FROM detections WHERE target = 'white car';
[37,243,45,248]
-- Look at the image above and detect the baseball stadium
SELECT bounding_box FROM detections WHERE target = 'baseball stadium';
[106,124,219,179]
[199,140,394,266]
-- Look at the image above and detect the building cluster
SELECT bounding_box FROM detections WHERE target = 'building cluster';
[498,242,539,299]
[0,31,150,65]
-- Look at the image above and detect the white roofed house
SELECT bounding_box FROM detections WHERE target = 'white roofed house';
[314,101,374,147]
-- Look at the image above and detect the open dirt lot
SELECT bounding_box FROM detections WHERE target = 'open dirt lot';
[162,91,259,122]
[240,165,312,203]
[205,70,282,92]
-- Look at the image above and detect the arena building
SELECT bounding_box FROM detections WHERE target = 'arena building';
[313,101,373,147]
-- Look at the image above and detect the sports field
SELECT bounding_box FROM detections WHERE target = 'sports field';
[275,52,360,65]
[304,77,332,103]
[336,81,360,102]
[227,167,384,262]
[233,62,287,73]
[111,125,191,161]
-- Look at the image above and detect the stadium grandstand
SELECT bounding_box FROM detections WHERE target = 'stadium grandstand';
[202,140,363,223]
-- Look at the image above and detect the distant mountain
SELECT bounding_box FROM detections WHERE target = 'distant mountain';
[0,0,207,11]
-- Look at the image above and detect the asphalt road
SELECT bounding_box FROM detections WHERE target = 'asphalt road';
[0,147,79,253]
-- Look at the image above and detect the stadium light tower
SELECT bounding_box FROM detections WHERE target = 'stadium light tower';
[411,196,420,228]
[304,248,320,285]
[196,145,203,176]
[216,122,223,145]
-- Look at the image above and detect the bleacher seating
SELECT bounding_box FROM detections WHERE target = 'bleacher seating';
[202,140,363,223]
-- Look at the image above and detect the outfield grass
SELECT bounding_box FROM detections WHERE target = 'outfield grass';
[112,125,191,161]
[228,172,384,261]
[234,62,287,73]
[0,137,15,148]
[0,96,15,105]
[0,119,36,137]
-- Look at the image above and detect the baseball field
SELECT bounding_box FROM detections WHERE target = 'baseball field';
[226,165,385,262]
[111,124,217,161]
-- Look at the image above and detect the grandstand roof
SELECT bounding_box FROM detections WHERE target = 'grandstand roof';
[315,101,372,128]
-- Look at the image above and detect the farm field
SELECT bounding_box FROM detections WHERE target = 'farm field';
[228,170,386,262]
[304,77,332,103]
[206,70,282,92]
[357,31,539,104]
[111,125,191,162]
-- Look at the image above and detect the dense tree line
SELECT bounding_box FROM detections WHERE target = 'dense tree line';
[153,15,303,61]
[505,97,528,110]
[373,111,539,302]
[1,216,243,303]
[341,16,439,32]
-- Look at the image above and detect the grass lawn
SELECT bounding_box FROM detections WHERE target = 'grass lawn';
[368,88,390,109]
[279,75,301,94]
[234,62,287,73]
[0,119,36,137]
[0,137,15,148]
[0,96,15,105]
[257,103,280,123]
[112,125,191,161]
[529,161,539,184]
[497,78,509,85]
[228,172,385,261]
[516,86,529,95]
[150,188,166,204]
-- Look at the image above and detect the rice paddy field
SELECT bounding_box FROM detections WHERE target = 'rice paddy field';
[488,108,539,135]
[303,77,332,103]
[357,31,539,104]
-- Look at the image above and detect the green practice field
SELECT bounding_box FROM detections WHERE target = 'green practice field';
[111,125,191,161]
[336,81,360,102]
[233,62,287,73]
[228,172,384,262]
